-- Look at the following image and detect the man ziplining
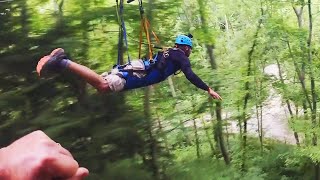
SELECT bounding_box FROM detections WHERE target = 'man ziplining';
[36,35,222,100]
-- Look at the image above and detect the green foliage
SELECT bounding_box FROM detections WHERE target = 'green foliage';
[102,159,153,180]
[167,138,314,180]
[3,0,320,179]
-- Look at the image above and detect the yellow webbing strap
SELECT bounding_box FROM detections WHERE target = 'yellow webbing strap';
[138,16,161,60]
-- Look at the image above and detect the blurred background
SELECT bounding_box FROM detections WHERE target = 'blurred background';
[2,0,320,179]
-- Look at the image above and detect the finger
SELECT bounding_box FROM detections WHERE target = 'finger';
[215,94,222,100]
[67,167,89,180]
[57,144,74,158]
[215,95,222,100]
[42,140,74,158]
[43,154,79,179]
[213,94,219,99]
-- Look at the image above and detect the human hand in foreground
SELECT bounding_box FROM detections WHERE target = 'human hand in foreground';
[0,130,89,180]
[208,88,222,100]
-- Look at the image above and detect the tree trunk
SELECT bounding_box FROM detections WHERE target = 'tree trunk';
[20,0,28,40]
[276,59,300,146]
[197,0,230,165]
[76,1,89,108]
[54,0,64,26]
[167,76,177,97]
[201,118,215,157]
[293,6,304,28]
[255,103,263,151]
[118,24,124,65]
[156,111,169,152]
[144,87,160,179]
[306,0,319,178]
[254,58,264,152]
[287,41,312,112]
[307,0,317,145]
[143,1,161,179]
[293,2,309,146]
[191,97,201,158]
[215,101,230,164]
[192,117,201,158]
[241,5,264,170]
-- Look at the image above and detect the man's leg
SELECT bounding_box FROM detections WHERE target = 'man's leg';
[67,61,110,93]
[37,48,110,93]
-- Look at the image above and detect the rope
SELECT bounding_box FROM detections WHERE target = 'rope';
[137,0,161,60]
[116,0,131,65]
[144,17,153,60]
[115,1,122,66]
[115,0,161,63]
[146,20,160,44]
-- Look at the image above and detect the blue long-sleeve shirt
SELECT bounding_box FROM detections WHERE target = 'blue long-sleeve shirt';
[123,48,209,91]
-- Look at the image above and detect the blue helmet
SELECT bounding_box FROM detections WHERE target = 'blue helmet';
[175,35,193,48]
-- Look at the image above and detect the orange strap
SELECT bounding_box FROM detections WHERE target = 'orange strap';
[145,20,160,44]
[138,16,160,60]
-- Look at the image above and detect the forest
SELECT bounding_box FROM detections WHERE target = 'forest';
[1,0,320,179]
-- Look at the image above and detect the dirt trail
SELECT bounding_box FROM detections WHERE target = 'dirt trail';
[228,64,296,144]
[184,64,297,143]
[228,87,296,144]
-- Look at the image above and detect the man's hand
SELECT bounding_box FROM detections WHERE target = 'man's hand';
[208,88,222,100]
[0,130,89,180]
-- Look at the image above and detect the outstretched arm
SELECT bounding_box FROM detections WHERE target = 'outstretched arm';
[178,58,221,100]
[182,67,222,100]
[170,50,222,100]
